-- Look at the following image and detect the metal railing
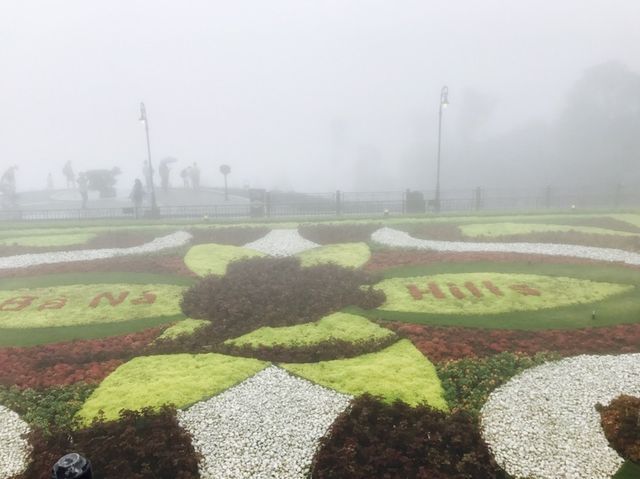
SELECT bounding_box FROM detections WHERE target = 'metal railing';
[1,185,638,222]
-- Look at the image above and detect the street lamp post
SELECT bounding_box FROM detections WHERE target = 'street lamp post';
[434,86,449,213]
[139,102,159,217]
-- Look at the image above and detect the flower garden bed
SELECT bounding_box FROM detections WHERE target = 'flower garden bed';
[1,217,640,478]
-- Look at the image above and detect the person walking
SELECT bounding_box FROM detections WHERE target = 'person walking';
[129,179,145,218]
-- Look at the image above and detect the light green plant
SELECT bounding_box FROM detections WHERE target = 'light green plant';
[183,243,265,276]
[225,312,393,348]
[76,353,268,424]
[283,339,448,409]
[296,243,371,269]
[460,222,638,238]
[0,283,184,328]
[156,319,209,341]
[376,273,633,315]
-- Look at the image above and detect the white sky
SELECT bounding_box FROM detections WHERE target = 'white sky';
[1,0,639,191]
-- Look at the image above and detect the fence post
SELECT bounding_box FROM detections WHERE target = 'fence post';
[474,187,483,211]
[336,190,341,216]
[265,191,271,217]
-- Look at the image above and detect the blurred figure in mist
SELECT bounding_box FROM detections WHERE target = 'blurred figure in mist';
[0,165,18,207]
[159,157,177,194]
[77,172,89,209]
[129,178,145,218]
[180,166,191,188]
[47,172,54,191]
[143,161,154,191]
[62,161,75,188]
[190,162,200,190]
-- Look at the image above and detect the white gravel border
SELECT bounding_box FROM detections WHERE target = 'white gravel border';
[178,366,351,479]
[372,227,640,265]
[0,405,30,479]
[0,231,192,270]
[244,229,319,257]
[480,354,640,479]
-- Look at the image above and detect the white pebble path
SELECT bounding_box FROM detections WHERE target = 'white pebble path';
[480,354,640,479]
[0,231,193,270]
[243,229,319,257]
[178,366,351,479]
[372,227,640,266]
[0,405,30,479]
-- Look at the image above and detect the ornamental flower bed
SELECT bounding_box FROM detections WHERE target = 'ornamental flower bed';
[386,322,640,362]
[0,328,161,389]
[597,395,640,464]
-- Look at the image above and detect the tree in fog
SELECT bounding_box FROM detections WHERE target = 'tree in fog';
[555,62,640,184]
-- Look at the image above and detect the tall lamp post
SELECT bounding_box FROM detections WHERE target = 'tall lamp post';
[139,102,159,217]
[434,85,449,213]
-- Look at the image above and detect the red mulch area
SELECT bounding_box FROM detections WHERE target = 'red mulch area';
[386,322,640,362]
[364,250,637,272]
[0,255,196,279]
[0,328,162,389]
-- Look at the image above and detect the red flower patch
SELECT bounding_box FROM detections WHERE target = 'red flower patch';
[385,322,640,362]
[0,328,161,389]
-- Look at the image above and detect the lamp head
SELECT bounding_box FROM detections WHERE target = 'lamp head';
[440,86,449,108]
[139,102,147,123]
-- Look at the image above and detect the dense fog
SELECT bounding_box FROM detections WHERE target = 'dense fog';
[1,0,640,194]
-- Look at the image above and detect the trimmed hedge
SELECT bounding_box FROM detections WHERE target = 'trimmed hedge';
[312,395,506,479]
[283,340,447,408]
[18,406,200,479]
[597,395,640,463]
[436,351,560,416]
[76,353,267,424]
[179,257,385,342]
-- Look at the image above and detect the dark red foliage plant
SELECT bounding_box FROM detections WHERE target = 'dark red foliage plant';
[311,394,507,479]
[17,406,201,479]
[0,328,161,389]
[178,256,385,342]
[597,395,640,463]
[385,322,640,362]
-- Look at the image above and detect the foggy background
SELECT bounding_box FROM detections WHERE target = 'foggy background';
[1,0,640,194]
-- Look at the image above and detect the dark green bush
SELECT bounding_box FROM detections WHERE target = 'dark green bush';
[18,406,200,479]
[312,394,507,479]
[179,257,385,341]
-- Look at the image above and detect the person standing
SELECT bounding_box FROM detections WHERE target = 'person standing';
[129,179,144,218]
[62,161,75,188]
[180,167,191,188]
[77,172,89,209]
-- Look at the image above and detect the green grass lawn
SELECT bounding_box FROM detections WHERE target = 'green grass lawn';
[0,273,194,347]
[225,312,394,348]
[76,353,268,424]
[376,272,632,315]
[351,262,640,330]
[282,339,448,409]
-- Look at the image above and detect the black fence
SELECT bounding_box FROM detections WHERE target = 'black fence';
[1,185,638,222]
